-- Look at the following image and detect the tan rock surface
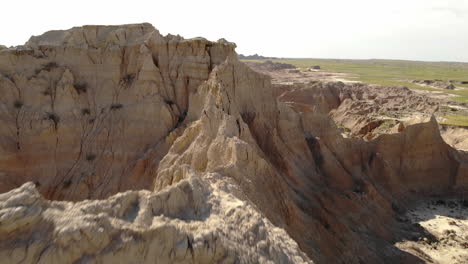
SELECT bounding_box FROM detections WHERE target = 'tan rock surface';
[0,23,234,200]
[0,24,468,264]
[278,82,442,138]
[0,179,311,264]
[440,125,468,151]
[396,198,468,264]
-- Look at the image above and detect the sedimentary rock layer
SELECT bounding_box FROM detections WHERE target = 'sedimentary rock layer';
[0,24,234,200]
[0,24,467,263]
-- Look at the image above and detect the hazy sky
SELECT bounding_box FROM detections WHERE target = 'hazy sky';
[1,0,467,62]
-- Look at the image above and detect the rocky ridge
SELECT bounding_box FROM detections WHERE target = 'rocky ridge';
[277,81,468,151]
[0,24,467,263]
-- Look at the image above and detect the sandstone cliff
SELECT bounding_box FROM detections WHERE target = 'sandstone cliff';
[0,24,467,263]
[0,23,234,200]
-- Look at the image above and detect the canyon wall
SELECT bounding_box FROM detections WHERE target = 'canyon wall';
[0,24,467,263]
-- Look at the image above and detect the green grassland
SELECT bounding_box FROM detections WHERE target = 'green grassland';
[440,114,468,127]
[244,58,468,103]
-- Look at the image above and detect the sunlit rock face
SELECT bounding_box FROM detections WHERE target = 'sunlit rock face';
[0,23,235,200]
[0,24,467,263]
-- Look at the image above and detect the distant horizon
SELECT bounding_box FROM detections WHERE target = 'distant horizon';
[3,24,468,64]
[4,28,468,64]
[238,54,468,64]
[4,34,468,64]
[2,0,468,63]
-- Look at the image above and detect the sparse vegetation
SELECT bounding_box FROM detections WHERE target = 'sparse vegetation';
[13,99,23,109]
[74,82,87,94]
[121,74,135,86]
[63,179,72,188]
[177,111,187,125]
[110,103,123,110]
[337,123,351,133]
[164,99,175,106]
[35,62,59,75]
[440,114,468,127]
[378,120,398,130]
[43,62,58,71]
[45,112,60,128]
[81,108,91,115]
[353,185,364,194]
[85,153,96,161]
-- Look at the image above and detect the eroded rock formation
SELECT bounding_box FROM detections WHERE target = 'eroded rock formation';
[0,24,467,263]
[278,81,468,146]
[0,23,234,200]
[0,178,311,263]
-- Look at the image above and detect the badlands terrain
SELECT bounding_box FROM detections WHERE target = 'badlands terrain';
[245,60,468,151]
[0,24,467,263]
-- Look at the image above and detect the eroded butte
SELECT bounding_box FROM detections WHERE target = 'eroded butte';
[0,24,467,263]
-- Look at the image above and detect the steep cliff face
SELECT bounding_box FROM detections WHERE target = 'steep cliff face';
[0,24,234,200]
[0,24,467,264]
[155,59,467,263]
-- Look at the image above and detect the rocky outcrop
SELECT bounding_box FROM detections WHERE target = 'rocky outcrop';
[0,23,235,200]
[0,179,311,263]
[150,57,468,262]
[244,60,296,71]
[0,24,467,264]
[238,54,277,60]
[413,79,456,90]
[440,125,468,151]
[279,82,443,139]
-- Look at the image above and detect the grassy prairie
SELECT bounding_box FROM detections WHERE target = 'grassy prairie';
[244,58,468,103]
[440,114,468,127]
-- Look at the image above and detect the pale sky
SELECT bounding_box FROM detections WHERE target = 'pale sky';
[1,0,467,62]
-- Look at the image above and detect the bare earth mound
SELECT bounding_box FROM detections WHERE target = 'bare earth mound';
[0,24,467,263]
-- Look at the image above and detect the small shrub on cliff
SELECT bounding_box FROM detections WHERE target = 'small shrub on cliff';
[86,153,96,161]
[81,108,91,116]
[337,123,351,133]
[45,112,60,129]
[164,99,175,106]
[352,179,365,194]
[120,74,135,86]
[177,111,187,124]
[110,103,123,110]
[73,82,88,94]
[42,89,51,96]
[63,179,72,188]
[43,62,58,71]
[13,99,23,109]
